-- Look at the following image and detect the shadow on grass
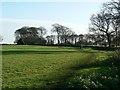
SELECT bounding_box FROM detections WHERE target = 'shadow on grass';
[2,50,78,55]
[49,57,120,89]
[44,54,97,89]
[2,46,115,55]
[77,58,114,70]
[89,46,117,51]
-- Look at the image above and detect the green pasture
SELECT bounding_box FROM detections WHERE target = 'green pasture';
[2,45,120,89]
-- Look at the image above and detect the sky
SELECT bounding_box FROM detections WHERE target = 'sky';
[0,0,110,44]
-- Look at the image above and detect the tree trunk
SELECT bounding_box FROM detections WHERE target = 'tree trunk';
[115,28,118,47]
[106,33,111,48]
[57,35,60,45]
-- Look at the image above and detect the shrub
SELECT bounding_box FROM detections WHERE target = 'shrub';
[112,49,120,66]
[111,48,120,89]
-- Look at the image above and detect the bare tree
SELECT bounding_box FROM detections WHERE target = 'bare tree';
[89,11,115,48]
[103,0,120,46]
[51,23,62,44]
[78,34,84,44]
[60,28,74,44]
[46,35,55,45]
[51,23,72,45]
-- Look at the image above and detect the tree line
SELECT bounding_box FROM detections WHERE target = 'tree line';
[13,0,120,47]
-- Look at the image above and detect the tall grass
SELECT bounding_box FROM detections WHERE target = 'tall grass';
[112,49,120,66]
[65,49,120,90]
[111,48,120,89]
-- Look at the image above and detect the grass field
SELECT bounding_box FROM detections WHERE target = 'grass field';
[2,45,120,89]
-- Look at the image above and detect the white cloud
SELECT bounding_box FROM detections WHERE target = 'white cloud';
[2,18,88,34]
[1,18,88,43]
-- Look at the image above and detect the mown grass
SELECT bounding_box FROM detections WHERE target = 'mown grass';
[2,45,120,89]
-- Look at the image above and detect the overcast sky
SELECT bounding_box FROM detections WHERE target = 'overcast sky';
[1,0,110,44]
